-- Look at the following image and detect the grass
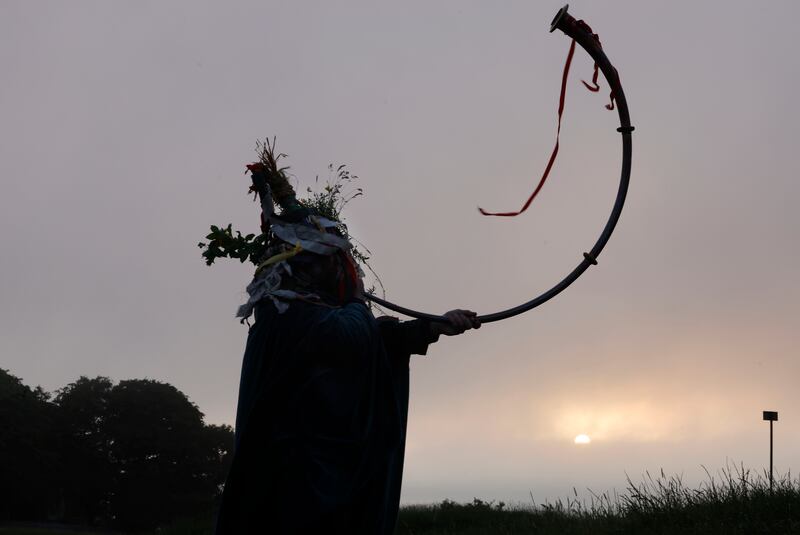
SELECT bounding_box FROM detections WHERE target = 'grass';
[0,531,90,535]
[4,465,800,534]
[396,465,800,534]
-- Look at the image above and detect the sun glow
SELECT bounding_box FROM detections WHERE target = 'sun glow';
[574,434,591,445]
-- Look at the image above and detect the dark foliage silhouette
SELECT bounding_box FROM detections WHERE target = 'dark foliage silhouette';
[0,369,60,522]
[0,370,233,531]
[54,376,115,524]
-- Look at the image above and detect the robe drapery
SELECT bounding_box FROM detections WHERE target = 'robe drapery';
[216,300,436,534]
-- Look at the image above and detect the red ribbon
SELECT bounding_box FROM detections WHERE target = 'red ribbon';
[479,23,614,217]
[577,20,616,111]
[478,40,576,217]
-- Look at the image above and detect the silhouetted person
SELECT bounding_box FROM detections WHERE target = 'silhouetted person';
[215,176,479,533]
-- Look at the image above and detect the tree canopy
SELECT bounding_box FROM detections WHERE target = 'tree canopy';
[0,370,233,530]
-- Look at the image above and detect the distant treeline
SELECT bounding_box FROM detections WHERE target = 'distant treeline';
[0,369,233,531]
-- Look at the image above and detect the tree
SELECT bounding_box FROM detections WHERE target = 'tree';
[103,379,233,530]
[1,372,234,530]
[54,376,115,524]
[0,369,60,521]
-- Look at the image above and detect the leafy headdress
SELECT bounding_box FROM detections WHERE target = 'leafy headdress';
[199,139,376,320]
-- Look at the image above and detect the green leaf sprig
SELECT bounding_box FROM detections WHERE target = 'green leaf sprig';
[198,225,267,266]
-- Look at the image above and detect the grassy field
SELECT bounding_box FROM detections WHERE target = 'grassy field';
[3,466,800,534]
[396,466,800,534]
[0,531,89,535]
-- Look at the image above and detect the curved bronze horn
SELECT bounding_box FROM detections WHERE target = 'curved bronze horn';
[367,4,634,323]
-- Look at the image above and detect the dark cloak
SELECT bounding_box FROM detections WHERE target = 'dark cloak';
[215,299,436,534]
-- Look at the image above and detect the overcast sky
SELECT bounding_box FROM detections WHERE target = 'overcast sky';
[2,0,799,504]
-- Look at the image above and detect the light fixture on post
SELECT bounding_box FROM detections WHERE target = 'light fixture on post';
[762,410,778,491]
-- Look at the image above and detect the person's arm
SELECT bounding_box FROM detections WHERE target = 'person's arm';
[377,317,436,357]
[377,309,481,358]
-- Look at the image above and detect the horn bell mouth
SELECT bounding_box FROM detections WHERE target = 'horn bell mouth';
[550,4,569,33]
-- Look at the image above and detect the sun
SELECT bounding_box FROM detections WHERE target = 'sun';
[574,434,591,445]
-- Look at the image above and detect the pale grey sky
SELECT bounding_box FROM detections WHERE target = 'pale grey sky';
[2,1,799,504]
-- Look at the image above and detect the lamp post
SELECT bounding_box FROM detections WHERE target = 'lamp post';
[763,410,778,491]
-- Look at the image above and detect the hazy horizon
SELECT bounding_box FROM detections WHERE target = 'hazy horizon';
[2,1,799,504]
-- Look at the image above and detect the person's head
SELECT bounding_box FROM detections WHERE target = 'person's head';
[286,249,361,304]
